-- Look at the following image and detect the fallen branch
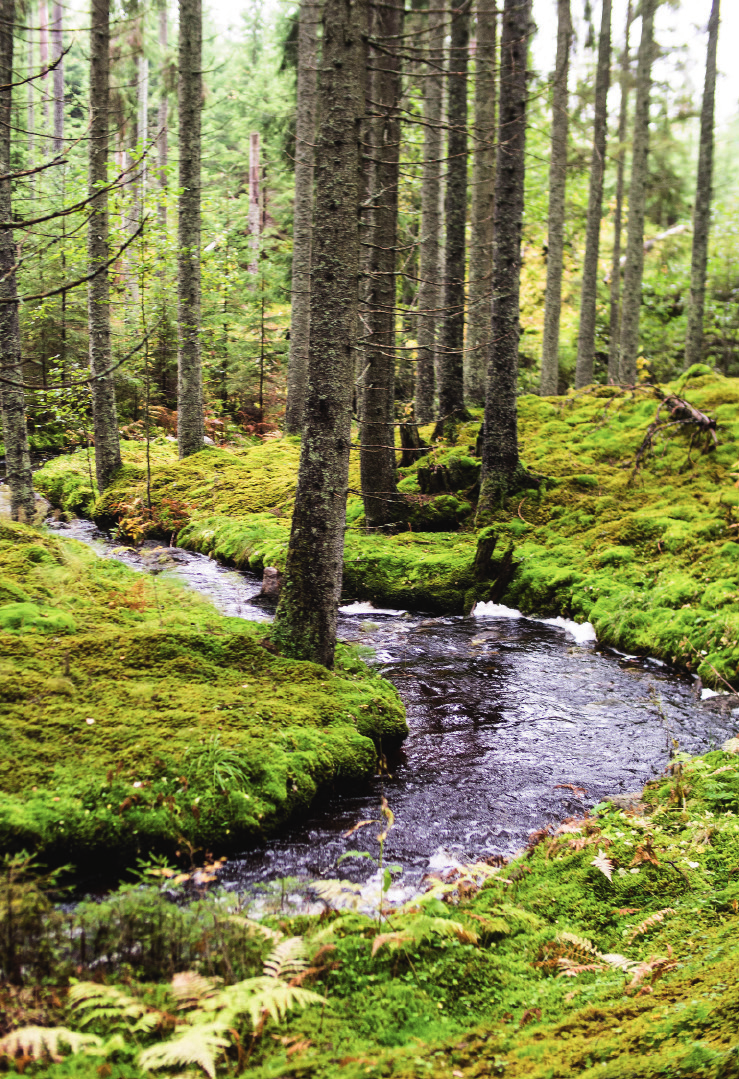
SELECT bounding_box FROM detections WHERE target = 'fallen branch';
[631,391,717,478]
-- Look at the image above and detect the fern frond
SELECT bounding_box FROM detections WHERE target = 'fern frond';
[227,914,283,941]
[556,931,599,956]
[138,1023,229,1079]
[171,971,221,1009]
[263,937,307,980]
[0,1027,101,1063]
[311,879,365,910]
[556,959,607,978]
[204,976,324,1030]
[626,908,676,943]
[69,982,152,1028]
[371,916,478,955]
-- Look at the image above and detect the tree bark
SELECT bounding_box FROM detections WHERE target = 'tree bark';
[414,1,445,424]
[684,0,720,369]
[27,8,34,180]
[538,0,570,396]
[618,0,656,386]
[284,0,319,434]
[177,0,204,457]
[574,0,611,388]
[436,0,470,427]
[477,0,533,518]
[248,131,260,274]
[0,0,34,522]
[138,54,149,191]
[88,0,121,493]
[465,0,496,406]
[39,0,49,136]
[274,0,368,668]
[51,1,63,154]
[359,0,402,528]
[606,0,632,385]
[157,0,168,231]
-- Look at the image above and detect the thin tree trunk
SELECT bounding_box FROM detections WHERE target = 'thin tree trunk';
[466,0,496,406]
[39,0,49,136]
[607,0,632,384]
[414,1,445,424]
[684,0,720,369]
[477,0,534,518]
[248,132,260,273]
[27,11,34,181]
[177,0,204,457]
[539,0,570,396]
[574,0,611,388]
[360,0,403,528]
[88,0,121,492]
[284,0,319,434]
[618,0,656,386]
[0,0,34,522]
[138,54,149,192]
[437,0,470,427]
[274,0,368,668]
[51,1,63,154]
[157,0,168,230]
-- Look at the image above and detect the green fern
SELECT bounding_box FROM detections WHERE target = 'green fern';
[262,936,307,980]
[372,916,478,956]
[0,1026,101,1064]
[69,981,165,1033]
[138,1023,229,1079]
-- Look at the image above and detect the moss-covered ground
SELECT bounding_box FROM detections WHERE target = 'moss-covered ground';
[0,519,406,867]
[34,365,739,688]
[3,738,739,1077]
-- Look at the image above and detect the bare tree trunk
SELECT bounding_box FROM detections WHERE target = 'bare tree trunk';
[414,2,445,424]
[0,0,34,522]
[27,10,34,179]
[39,0,49,136]
[138,54,149,192]
[477,0,534,518]
[285,0,319,433]
[684,0,720,369]
[539,0,570,396]
[51,0,63,154]
[466,0,496,406]
[274,0,368,668]
[177,0,204,457]
[248,132,260,274]
[618,0,656,386]
[574,0,611,388]
[157,0,168,230]
[88,0,121,492]
[607,0,632,384]
[436,0,470,428]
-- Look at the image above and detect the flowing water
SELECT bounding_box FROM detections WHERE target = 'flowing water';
[47,517,737,901]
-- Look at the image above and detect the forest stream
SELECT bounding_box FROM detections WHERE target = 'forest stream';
[48,516,737,905]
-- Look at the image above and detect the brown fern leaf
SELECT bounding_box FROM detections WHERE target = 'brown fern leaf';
[556,959,607,978]
[626,908,676,943]
[171,971,221,1008]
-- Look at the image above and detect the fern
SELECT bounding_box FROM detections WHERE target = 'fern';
[626,908,676,943]
[138,1022,229,1079]
[171,971,221,1008]
[311,878,365,910]
[0,1026,101,1063]
[69,981,165,1033]
[204,976,324,1028]
[371,916,478,956]
[263,936,307,980]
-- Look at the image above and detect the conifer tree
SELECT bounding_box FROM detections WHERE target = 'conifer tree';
[607,0,633,384]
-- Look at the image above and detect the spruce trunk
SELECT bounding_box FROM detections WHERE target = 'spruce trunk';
[51,1,63,154]
[285,0,319,434]
[574,0,611,388]
[477,0,533,519]
[0,0,34,522]
[88,0,121,492]
[157,0,168,231]
[437,0,470,427]
[684,0,720,370]
[360,0,402,528]
[539,0,570,396]
[466,0,496,406]
[176,0,204,457]
[606,0,632,385]
[274,0,368,668]
[414,2,445,424]
[618,0,656,387]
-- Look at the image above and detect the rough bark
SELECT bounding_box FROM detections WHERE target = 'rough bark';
[88,0,121,493]
[360,0,402,528]
[284,0,319,433]
[684,0,720,369]
[436,0,470,426]
[274,0,368,668]
[176,0,204,457]
[466,0,496,405]
[157,0,168,230]
[477,0,534,518]
[574,0,611,388]
[539,0,570,396]
[414,1,445,424]
[51,1,63,154]
[606,0,632,385]
[618,0,656,386]
[0,0,34,522]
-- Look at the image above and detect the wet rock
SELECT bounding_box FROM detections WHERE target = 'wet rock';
[260,566,282,598]
[608,791,645,811]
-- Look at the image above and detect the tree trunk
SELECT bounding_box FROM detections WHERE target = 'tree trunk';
[0,0,34,522]
[138,54,149,191]
[539,0,570,396]
[274,0,368,668]
[477,0,534,518]
[248,132,260,274]
[618,0,656,386]
[39,0,49,135]
[51,1,63,154]
[574,0,611,388]
[436,0,470,427]
[466,0,496,406]
[359,0,403,528]
[414,1,445,424]
[176,0,204,457]
[684,0,720,369]
[157,0,168,230]
[27,8,34,179]
[606,0,633,385]
[284,0,319,434]
[88,0,121,493]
